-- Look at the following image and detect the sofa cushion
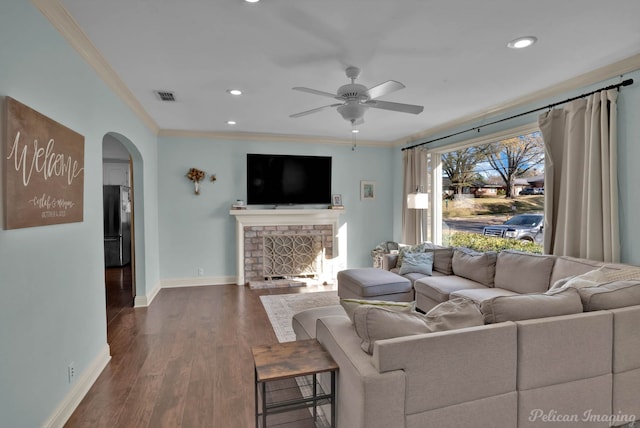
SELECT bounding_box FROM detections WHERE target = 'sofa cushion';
[339,298,414,322]
[292,305,347,340]
[452,248,497,287]
[550,267,640,311]
[480,286,583,324]
[414,275,488,305]
[426,247,455,275]
[398,251,433,276]
[579,280,640,311]
[493,251,556,293]
[353,298,483,354]
[451,287,519,305]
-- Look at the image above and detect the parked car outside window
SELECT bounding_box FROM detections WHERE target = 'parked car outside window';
[519,187,544,195]
[482,213,544,244]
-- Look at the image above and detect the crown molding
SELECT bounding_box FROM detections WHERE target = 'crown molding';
[32,1,640,148]
[31,0,160,134]
[393,53,640,148]
[158,128,392,148]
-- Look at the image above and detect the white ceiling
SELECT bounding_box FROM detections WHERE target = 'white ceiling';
[59,0,640,144]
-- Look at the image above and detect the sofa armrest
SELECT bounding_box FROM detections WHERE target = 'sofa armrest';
[382,253,398,271]
[316,316,405,428]
[373,322,517,415]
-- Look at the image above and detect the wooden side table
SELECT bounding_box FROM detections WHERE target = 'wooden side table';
[252,339,338,427]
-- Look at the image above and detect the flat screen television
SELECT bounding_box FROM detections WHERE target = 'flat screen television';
[247,154,332,205]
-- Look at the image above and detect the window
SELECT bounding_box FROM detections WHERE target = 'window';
[427,124,545,253]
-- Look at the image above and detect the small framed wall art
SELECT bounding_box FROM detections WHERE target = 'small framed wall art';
[360,181,375,200]
[332,194,343,206]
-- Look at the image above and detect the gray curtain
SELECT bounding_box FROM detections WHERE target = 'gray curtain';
[538,89,620,262]
[402,147,427,244]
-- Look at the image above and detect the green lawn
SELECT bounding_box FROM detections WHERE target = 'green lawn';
[443,195,543,218]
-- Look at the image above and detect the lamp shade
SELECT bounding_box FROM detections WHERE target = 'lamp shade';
[407,192,429,209]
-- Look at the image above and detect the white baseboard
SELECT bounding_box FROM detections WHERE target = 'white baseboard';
[160,276,236,288]
[42,343,111,428]
[134,280,161,308]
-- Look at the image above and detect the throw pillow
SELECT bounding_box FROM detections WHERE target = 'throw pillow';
[399,251,434,276]
[549,268,608,290]
[480,286,583,324]
[353,298,483,354]
[422,297,484,331]
[452,248,498,287]
[397,242,434,268]
[339,298,415,323]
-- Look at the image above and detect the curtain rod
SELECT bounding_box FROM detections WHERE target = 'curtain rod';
[402,78,634,151]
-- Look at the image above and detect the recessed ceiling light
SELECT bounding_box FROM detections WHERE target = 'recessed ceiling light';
[245,0,260,3]
[227,89,242,96]
[507,36,538,49]
[227,120,237,125]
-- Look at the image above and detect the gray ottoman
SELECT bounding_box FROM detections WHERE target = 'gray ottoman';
[338,268,413,302]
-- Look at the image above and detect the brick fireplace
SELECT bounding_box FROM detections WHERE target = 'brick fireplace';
[229,209,345,285]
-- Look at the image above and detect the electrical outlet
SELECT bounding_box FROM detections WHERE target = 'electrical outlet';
[198,268,204,276]
[68,362,75,384]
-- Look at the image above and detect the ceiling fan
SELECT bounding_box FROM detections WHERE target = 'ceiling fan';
[289,66,424,125]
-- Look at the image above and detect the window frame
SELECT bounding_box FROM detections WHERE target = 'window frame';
[426,123,541,245]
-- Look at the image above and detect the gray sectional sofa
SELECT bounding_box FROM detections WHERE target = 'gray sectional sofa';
[293,248,640,428]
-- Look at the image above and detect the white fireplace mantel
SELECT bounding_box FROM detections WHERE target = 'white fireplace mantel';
[230,209,346,285]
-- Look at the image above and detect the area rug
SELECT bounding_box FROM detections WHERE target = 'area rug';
[260,291,339,342]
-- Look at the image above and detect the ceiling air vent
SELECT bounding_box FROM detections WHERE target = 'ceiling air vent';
[154,90,176,102]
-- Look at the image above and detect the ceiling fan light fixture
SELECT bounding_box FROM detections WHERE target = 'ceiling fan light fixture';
[507,36,537,49]
[337,102,368,122]
[290,66,423,125]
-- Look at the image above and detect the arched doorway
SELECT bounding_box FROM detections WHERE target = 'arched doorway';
[102,133,144,327]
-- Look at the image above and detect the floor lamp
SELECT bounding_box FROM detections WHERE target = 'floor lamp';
[407,189,429,243]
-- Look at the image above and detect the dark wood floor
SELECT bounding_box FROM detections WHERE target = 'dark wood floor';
[105,265,134,326]
[66,279,335,428]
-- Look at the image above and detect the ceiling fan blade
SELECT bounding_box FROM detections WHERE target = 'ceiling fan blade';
[289,103,343,118]
[292,87,340,99]
[366,80,405,99]
[365,100,424,115]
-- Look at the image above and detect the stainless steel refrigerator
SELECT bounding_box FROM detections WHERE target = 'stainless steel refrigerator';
[103,185,132,267]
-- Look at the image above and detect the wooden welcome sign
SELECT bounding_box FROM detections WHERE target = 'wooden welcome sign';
[3,97,85,229]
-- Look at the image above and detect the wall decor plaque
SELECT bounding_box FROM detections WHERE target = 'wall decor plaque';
[3,97,85,229]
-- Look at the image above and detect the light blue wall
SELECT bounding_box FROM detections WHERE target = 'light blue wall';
[397,70,640,264]
[157,137,395,278]
[0,3,160,427]
[2,2,640,427]
[616,70,640,265]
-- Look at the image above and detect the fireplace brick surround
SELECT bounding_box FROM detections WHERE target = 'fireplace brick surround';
[230,209,345,285]
[243,224,333,283]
